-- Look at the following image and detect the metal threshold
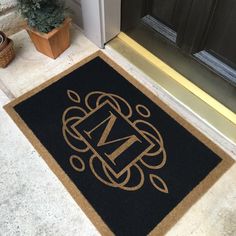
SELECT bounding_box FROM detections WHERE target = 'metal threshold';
[106,34,236,146]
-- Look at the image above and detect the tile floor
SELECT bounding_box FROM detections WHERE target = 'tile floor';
[0,26,236,235]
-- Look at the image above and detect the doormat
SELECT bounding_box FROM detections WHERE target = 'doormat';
[4,51,234,236]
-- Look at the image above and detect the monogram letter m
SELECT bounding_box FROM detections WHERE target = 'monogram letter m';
[83,112,141,164]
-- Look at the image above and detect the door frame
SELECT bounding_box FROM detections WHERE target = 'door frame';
[68,0,121,48]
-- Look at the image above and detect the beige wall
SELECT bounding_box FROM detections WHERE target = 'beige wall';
[0,0,24,36]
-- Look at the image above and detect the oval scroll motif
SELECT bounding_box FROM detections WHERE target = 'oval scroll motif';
[63,90,169,193]
[67,90,81,103]
[149,174,169,194]
[136,104,151,118]
[70,155,85,172]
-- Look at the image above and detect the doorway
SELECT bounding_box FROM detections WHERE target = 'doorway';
[121,0,236,112]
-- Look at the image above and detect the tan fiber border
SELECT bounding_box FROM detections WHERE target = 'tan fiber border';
[4,51,234,236]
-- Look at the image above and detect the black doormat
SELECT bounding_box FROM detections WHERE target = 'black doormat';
[5,51,234,236]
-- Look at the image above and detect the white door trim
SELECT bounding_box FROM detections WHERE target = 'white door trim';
[80,0,121,48]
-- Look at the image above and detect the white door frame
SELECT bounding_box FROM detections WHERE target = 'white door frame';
[67,0,121,48]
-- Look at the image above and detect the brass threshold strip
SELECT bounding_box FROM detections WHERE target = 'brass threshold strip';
[118,32,236,126]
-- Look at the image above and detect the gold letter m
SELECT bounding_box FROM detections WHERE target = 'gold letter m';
[84,112,141,164]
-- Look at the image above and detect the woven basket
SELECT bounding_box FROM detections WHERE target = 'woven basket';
[0,31,8,51]
[0,39,15,68]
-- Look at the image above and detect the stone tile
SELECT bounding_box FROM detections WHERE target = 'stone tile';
[0,25,98,98]
[0,9,23,36]
[0,27,100,235]
[167,164,236,236]
[0,91,99,236]
[0,0,17,11]
[0,88,10,105]
[1,27,236,236]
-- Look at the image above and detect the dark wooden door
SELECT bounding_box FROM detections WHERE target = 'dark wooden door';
[204,0,236,68]
[147,0,192,34]
[121,0,236,85]
[149,0,180,30]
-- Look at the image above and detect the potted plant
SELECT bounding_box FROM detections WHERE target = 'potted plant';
[17,0,71,59]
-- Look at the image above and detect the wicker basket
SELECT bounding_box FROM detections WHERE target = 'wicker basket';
[0,31,8,51]
[0,39,15,68]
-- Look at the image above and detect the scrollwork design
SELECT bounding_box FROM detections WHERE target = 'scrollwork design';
[62,91,89,153]
[70,155,85,172]
[62,90,169,193]
[134,120,167,169]
[85,91,132,118]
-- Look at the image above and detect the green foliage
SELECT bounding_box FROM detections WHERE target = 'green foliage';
[17,0,66,33]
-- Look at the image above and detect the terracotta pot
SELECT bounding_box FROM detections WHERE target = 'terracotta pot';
[26,18,72,59]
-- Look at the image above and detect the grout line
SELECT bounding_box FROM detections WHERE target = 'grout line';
[117,32,236,126]
[0,79,15,100]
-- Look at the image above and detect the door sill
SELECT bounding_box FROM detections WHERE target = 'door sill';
[122,22,236,114]
[117,32,236,126]
[105,34,236,151]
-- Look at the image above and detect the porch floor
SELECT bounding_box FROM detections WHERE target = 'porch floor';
[0,26,236,236]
